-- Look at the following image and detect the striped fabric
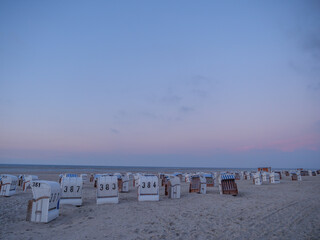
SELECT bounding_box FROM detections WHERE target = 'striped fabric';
[220,174,235,180]
[66,174,78,177]
[203,174,213,178]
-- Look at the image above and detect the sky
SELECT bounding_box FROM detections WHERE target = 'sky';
[0,1,320,168]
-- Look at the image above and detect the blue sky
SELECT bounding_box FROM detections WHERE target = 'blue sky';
[0,1,319,168]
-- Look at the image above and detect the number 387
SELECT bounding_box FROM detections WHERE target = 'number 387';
[64,186,80,192]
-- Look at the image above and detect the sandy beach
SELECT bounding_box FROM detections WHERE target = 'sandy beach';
[1,170,320,240]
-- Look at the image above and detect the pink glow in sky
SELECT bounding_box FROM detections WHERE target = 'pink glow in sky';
[1,1,320,167]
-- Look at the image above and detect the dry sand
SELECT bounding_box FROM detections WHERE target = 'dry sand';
[1,172,320,240]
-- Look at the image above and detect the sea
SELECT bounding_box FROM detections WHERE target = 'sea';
[0,164,260,174]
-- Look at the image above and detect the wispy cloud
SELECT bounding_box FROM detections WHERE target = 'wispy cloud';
[286,4,320,91]
[161,94,182,104]
[179,106,194,113]
[307,82,320,91]
[110,128,120,134]
[139,111,158,120]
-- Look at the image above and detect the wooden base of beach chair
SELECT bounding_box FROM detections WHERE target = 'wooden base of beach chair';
[221,180,238,196]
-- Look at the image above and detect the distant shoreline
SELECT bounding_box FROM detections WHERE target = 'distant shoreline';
[0,163,311,175]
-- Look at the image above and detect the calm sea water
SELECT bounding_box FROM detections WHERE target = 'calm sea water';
[0,164,261,174]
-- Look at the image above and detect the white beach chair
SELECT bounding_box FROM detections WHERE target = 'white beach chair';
[137,175,159,201]
[261,172,270,182]
[133,173,141,188]
[23,175,39,192]
[0,174,18,197]
[26,180,61,223]
[119,174,130,193]
[270,172,280,184]
[60,176,83,206]
[80,174,87,182]
[166,176,180,199]
[203,173,215,187]
[245,172,251,180]
[96,175,119,204]
[253,172,262,185]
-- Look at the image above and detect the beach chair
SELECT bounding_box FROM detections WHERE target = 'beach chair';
[137,175,159,201]
[204,173,215,187]
[117,174,130,193]
[0,174,18,197]
[185,174,191,183]
[80,174,87,182]
[133,173,141,188]
[258,167,271,172]
[189,175,207,194]
[160,174,167,187]
[122,174,130,192]
[60,176,83,206]
[18,175,24,187]
[26,181,61,223]
[23,175,39,192]
[113,173,122,191]
[244,172,251,180]
[307,170,316,176]
[261,172,270,182]
[219,174,238,196]
[166,176,181,199]
[126,172,134,188]
[96,175,119,204]
[274,171,282,180]
[300,170,308,176]
[297,172,302,181]
[90,174,94,182]
[239,171,244,180]
[253,172,262,185]
[234,172,241,181]
[58,174,63,184]
[164,176,170,195]
[270,172,280,184]
[94,174,105,188]
[291,172,299,181]
[173,172,183,181]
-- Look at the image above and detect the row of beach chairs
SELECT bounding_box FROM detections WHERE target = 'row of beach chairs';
[1,169,318,223]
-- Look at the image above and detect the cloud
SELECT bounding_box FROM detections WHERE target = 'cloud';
[303,34,320,54]
[110,128,120,134]
[190,75,212,86]
[287,3,320,89]
[307,82,320,91]
[179,106,194,113]
[139,111,158,120]
[189,75,217,99]
[161,94,182,104]
[113,110,128,120]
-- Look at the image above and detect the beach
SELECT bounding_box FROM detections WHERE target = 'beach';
[1,168,320,240]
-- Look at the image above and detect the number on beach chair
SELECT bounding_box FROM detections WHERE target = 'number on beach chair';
[96,175,119,204]
[60,176,83,206]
